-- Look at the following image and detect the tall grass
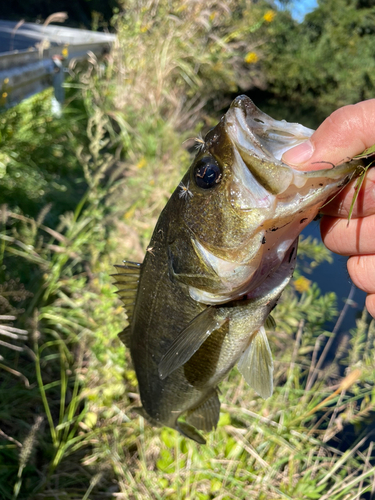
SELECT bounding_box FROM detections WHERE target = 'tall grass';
[1,1,375,498]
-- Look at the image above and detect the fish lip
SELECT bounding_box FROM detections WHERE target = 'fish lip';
[227,95,314,163]
[229,95,266,122]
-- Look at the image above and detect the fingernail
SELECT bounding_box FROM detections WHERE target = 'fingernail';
[282,140,314,166]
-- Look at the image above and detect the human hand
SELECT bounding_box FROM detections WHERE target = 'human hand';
[282,100,375,318]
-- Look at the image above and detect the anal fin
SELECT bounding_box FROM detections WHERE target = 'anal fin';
[186,391,220,432]
[237,326,274,399]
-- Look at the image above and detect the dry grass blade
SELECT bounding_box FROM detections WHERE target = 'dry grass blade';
[10,20,25,52]
[0,322,28,339]
[0,363,29,387]
[43,12,68,26]
[226,426,271,471]
[358,442,374,498]
[0,429,22,447]
[347,163,372,225]
[346,144,375,224]
[0,209,69,244]
[299,369,362,424]
[0,339,24,351]
[318,436,368,487]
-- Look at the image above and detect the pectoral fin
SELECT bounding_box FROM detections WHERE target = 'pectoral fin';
[237,326,274,399]
[158,307,227,380]
[186,390,220,432]
[265,314,276,330]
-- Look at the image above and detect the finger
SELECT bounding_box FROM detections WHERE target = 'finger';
[365,294,375,319]
[347,255,375,294]
[282,99,375,170]
[321,214,375,256]
[321,167,375,218]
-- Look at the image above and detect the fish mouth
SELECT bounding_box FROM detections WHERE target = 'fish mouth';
[227,95,314,163]
[224,95,316,206]
[225,95,361,201]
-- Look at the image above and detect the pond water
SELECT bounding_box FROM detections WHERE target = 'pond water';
[302,221,367,333]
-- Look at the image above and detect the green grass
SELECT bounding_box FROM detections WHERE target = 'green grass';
[1,1,375,498]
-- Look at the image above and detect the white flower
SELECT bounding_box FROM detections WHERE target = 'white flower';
[178,181,193,199]
[194,134,205,152]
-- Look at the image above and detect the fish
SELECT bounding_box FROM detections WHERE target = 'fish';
[114,95,363,444]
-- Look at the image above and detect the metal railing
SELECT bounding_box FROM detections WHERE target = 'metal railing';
[0,20,116,109]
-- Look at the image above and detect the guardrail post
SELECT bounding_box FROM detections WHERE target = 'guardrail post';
[52,55,64,117]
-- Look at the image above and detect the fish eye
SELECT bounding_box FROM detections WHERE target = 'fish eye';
[194,157,222,189]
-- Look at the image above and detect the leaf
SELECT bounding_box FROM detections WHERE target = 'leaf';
[347,163,372,226]
[353,144,375,159]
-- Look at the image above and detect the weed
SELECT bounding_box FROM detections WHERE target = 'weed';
[1,1,375,498]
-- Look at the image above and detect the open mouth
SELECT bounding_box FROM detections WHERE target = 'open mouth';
[227,95,314,163]
[225,95,317,198]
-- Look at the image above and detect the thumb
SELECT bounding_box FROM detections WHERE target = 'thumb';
[282,99,375,171]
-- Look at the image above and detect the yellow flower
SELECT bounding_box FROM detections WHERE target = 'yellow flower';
[84,412,98,429]
[244,52,258,64]
[124,205,136,220]
[140,23,151,33]
[136,157,147,169]
[294,276,311,293]
[212,61,223,71]
[2,92,7,98]
[264,10,276,23]
[176,4,187,13]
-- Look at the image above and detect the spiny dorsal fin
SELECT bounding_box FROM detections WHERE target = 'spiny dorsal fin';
[113,261,142,334]
[118,327,131,348]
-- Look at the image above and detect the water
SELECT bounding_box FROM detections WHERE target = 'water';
[302,221,366,332]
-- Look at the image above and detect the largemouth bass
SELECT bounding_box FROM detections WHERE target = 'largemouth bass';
[115,96,362,444]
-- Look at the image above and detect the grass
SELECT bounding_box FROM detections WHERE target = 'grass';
[1,1,375,498]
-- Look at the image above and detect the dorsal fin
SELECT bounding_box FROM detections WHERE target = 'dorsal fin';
[112,261,142,340]
[118,327,131,348]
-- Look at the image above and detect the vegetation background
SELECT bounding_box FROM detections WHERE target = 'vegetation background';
[1,0,375,498]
